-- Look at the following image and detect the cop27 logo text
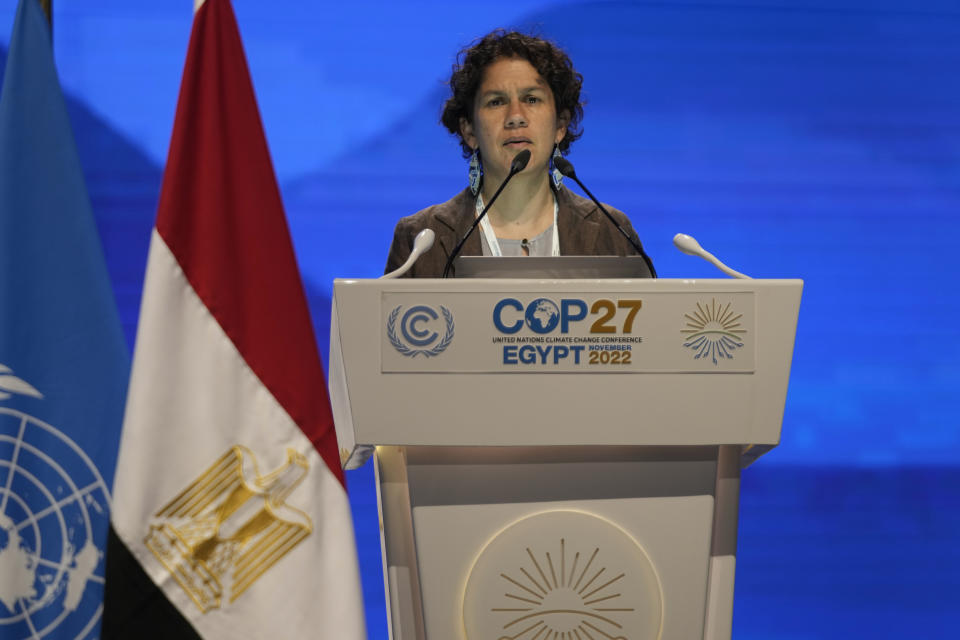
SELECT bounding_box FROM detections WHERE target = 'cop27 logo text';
[492,297,644,367]
[493,297,643,335]
[387,305,455,357]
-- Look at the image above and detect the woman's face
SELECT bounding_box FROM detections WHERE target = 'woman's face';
[460,57,568,185]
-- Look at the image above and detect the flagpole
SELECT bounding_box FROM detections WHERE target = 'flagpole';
[38,0,51,30]
[38,0,52,50]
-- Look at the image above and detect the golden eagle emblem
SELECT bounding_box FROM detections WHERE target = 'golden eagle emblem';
[144,446,312,612]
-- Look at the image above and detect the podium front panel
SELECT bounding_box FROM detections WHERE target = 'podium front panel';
[330,278,802,461]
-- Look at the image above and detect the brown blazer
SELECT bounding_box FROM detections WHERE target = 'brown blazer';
[385,187,652,277]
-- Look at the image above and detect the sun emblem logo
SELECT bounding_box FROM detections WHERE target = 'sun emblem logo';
[681,298,746,364]
[463,510,663,640]
[493,539,632,640]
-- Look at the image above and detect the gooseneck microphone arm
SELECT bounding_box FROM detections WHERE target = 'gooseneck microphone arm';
[553,156,658,278]
[381,228,436,279]
[673,233,751,279]
[442,149,531,278]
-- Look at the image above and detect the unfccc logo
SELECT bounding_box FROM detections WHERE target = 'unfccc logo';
[387,304,455,357]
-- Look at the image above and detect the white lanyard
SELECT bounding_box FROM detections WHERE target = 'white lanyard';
[475,193,561,257]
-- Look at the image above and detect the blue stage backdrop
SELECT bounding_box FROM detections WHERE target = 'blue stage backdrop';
[2,0,957,637]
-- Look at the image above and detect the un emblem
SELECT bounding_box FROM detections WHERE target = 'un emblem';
[387,305,454,357]
[0,366,111,640]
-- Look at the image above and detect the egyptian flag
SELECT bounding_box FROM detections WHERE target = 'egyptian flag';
[102,0,365,637]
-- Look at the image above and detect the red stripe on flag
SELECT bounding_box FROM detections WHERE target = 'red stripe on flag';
[154,0,344,484]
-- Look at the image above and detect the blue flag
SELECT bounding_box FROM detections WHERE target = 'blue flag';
[0,1,129,637]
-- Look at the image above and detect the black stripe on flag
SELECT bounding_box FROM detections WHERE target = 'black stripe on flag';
[102,525,202,640]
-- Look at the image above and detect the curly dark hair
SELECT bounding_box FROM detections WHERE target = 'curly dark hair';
[441,30,584,158]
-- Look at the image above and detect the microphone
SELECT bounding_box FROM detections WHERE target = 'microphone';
[381,228,436,279]
[673,233,751,279]
[553,157,657,278]
[442,149,531,278]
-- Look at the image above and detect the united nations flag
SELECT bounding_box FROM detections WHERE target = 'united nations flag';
[0,1,129,637]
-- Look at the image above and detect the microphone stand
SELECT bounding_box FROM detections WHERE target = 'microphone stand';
[554,157,658,278]
[442,149,531,278]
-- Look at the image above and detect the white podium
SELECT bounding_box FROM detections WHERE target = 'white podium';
[329,278,801,640]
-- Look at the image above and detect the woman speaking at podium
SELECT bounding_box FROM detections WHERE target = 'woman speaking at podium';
[384,30,654,278]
